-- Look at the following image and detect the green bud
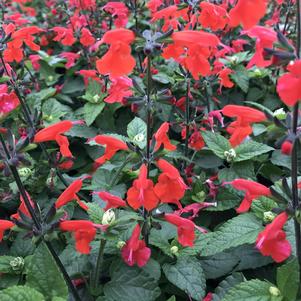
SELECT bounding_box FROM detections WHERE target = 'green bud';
[263,211,276,223]
[18,167,32,178]
[273,108,286,120]
[133,133,145,144]
[92,95,100,103]
[117,241,126,249]
[170,246,179,255]
[10,257,24,272]
[224,148,236,162]
[102,209,115,225]
[269,286,281,296]
[48,75,54,82]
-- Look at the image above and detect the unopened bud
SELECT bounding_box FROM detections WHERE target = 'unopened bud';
[10,257,24,272]
[170,246,179,255]
[92,95,100,103]
[48,75,54,82]
[269,286,281,296]
[263,211,276,223]
[117,241,126,249]
[224,148,236,162]
[273,108,286,120]
[102,209,115,225]
[133,133,145,143]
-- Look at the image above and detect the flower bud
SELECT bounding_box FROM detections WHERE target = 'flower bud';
[224,148,236,162]
[281,140,293,156]
[263,211,276,223]
[133,133,145,144]
[273,108,286,120]
[102,209,115,225]
[18,167,32,178]
[92,95,100,103]
[170,246,179,255]
[117,241,126,249]
[269,286,281,296]
[10,257,24,272]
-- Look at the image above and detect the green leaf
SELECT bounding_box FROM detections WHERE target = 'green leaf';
[103,262,161,301]
[87,202,104,224]
[61,77,85,94]
[10,233,35,257]
[0,285,45,301]
[202,131,231,159]
[26,243,68,300]
[223,279,283,301]
[191,213,263,257]
[127,117,147,149]
[251,197,278,219]
[163,256,206,300]
[218,161,256,182]
[0,256,16,273]
[277,258,300,301]
[234,141,274,162]
[231,65,249,93]
[84,102,105,126]
[271,150,291,169]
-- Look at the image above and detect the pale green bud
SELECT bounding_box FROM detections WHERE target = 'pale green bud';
[102,209,115,225]
[269,286,281,296]
[10,257,24,271]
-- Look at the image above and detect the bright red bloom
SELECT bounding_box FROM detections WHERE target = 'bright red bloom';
[229,0,267,29]
[147,0,163,14]
[199,2,229,31]
[277,60,301,106]
[104,76,133,104]
[34,120,80,158]
[91,135,129,165]
[121,224,151,267]
[96,29,136,78]
[69,0,96,9]
[181,127,205,151]
[222,105,267,147]
[55,178,89,210]
[256,212,291,262]
[203,293,213,301]
[60,220,105,254]
[0,220,14,241]
[78,70,101,85]
[154,122,176,151]
[218,68,234,89]
[230,179,271,213]
[52,27,76,46]
[154,159,188,208]
[0,85,19,118]
[281,140,293,155]
[174,202,215,220]
[127,164,159,211]
[59,52,80,68]
[11,191,35,220]
[80,28,95,47]
[95,191,126,211]
[103,2,129,28]
[165,213,195,247]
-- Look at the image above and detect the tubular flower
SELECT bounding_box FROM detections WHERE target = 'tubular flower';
[256,212,291,262]
[34,120,81,158]
[103,2,129,28]
[162,30,220,80]
[59,52,80,68]
[11,191,35,220]
[0,85,19,118]
[95,191,126,211]
[104,76,133,104]
[222,105,267,147]
[52,27,76,46]
[277,60,301,106]
[229,0,267,30]
[0,220,14,241]
[80,28,95,47]
[127,164,159,211]
[218,68,234,89]
[91,135,128,165]
[55,178,89,210]
[154,159,188,208]
[154,122,176,151]
[96,29,136,78]
[121,224,151,267]
[60,220,105,254]
[230,179,271,213]
[165,213,195,247]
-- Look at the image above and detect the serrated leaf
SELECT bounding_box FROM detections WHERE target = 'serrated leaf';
[234,141,274,162]
[202,131,231,159]
[0,256,16,273]
[127,117,147,149]
[84,102,105,126]
[87,202,104,223]
[163,257,206,300]
[42,98,71,126]
[26,243,68,300]
[277,258,300,301]
[251,197,278,219]
[103,262,161,301]
[231,65,249,93]
[0,285,45,301]
[218,161,256,182]
[223,279,283,301]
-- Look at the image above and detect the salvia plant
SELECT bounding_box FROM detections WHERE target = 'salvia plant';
[0,0,301,300]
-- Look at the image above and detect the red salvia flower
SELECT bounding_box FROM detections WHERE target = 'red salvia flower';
[0,84,20,118]
[121,224,151,267]
[91,135,129,165]
[127,164,159,211]
[104,76,133,104]
[154,122,176,151]
[229,0,267,29]
[80,28,95,47]
[96,29,136,78]
[281,140,293,155]
[174,202,215,220]
[0,220,14,241]
[256,212,291,262]
[277,60,301,106]
[222,105,267,147]
[229,179,271,213]
[95,191,126,211]
[165,213,195,247]
[52,27,76,46]
[55,178,89,210]
[34,120,82,158]
[154,159,188,208]
[59,52,80,68]
[103,2,129,28]
[60,220,105,254]
[218,68,234,89]
[11,191,35,220]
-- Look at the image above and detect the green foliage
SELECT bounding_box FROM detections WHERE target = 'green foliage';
[0,286,45,301]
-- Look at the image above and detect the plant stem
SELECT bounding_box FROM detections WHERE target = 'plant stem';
[146,55,152,177]
[184,78,190,163]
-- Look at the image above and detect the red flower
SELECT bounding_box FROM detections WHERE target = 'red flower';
[91,135,129,165]
[154,159,188,208]
[34,120,81,158]
[154,122,176,151]
[103,2,129,28]
[203,293,213,301]
[256,212,291,262]
[0,220,14,241]
[52,27,76,46]
[165,213,195,247]
[60,220,105,254]
[199,2,229,31]
[121,224,151,267]
[277,60,301,107]
[229,0,267,29]
[281,140,293,155]
[11,191,35,220]
[127,164,159,211]
[55,178,89,210]
[0,85,20,118]
[174,202,215,220]
[218,68,234,89]
[230,179,271,213]
[95,191,126,211]
[104,76,133,104]
[80,28,95,47]
[222,105,266,147]
[96,29,136,78]
[59,52,80,68]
